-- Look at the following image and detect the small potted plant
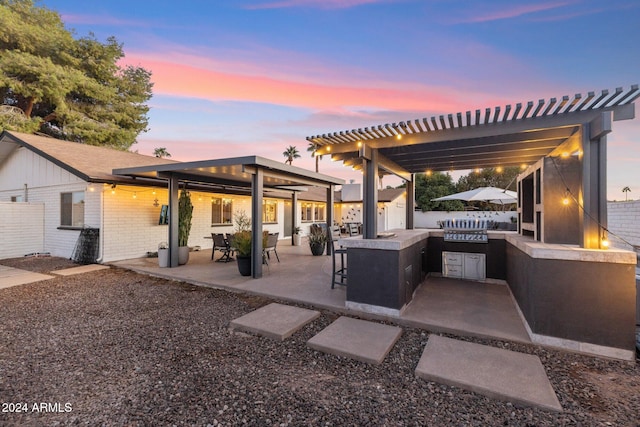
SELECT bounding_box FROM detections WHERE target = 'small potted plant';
[308,225,327,256]
[292,226,302,246]
[231,211,268,276]
[157,241,169,268]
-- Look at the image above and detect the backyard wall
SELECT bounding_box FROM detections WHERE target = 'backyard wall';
[607,200,640,252]
[0,202,45,259]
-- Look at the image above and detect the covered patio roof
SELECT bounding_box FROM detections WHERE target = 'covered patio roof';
[115,156,344,277]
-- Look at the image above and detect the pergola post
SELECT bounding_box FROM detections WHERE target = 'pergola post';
[406,174,415,229]
[291,191,298,245]
[581,113,610,249]
[326,185,334,255]
[168,175,179,267]
[251,168,263,278]
[363,148,378,239]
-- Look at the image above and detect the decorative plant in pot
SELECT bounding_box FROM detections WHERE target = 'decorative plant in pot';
[178,188,193,265]
[231,211,268,276]
[308,225,327,256]
[292,226,302,246]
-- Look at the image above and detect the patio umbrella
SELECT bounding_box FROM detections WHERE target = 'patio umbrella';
[432,186,517,204]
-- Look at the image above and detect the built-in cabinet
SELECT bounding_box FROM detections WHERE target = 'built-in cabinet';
[442,251,486,281]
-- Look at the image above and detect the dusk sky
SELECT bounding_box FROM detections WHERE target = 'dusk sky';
[42,0,639,198]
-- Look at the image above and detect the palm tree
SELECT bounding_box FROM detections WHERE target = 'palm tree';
[153,147,171,158]
[283,145,301,165]
[307,141,322,172]
[622,186,631,201]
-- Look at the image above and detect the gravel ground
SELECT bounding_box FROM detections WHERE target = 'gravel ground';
[0,257,638,426]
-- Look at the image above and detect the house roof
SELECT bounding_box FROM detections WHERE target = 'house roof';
[0,130,176,184]
[307,85,639,177]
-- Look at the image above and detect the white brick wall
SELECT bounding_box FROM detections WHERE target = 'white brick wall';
[0,202,45,259]
[607,200,640,251]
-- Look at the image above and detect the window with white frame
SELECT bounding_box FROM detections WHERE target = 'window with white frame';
[301,202,325,222]
[301,202,313,222]
[211,197,233,225]
[60,191,85,227]
[314,203,326,221]
[263,199,277,223]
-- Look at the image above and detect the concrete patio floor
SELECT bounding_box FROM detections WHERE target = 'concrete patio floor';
[112,239,531,345]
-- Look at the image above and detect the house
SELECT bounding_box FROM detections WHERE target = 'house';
[0,130,383,262]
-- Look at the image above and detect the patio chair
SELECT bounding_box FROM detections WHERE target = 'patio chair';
[331,237,347,289]
[332,225,341,239]
[348,223,359,236]
[212,233,233,262]
[263,232,280,263]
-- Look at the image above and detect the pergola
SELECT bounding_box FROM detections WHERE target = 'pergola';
[307,85,639,247]
[114,156,344,277]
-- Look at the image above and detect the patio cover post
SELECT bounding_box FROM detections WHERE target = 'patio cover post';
[362,147,378,239]
[582,113,611,248]
[406,174,415,229]
[251,168,264,278]
[326,185,334,255]
[168,175,179,267]
[291,191,298,245]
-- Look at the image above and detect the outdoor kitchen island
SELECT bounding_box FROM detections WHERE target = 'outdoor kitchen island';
[340,228,637,360]
[338,229,429,316]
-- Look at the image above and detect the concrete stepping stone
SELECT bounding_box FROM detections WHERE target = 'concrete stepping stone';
[230,303,320,341]
[0,267,53,290]
[307,316,402,365]
[52,264,110,276]
[416,335,562,412]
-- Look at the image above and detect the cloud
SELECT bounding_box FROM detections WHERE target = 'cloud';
[244,0,390,10]
[59,13,151,28]
[122,51,465,114]
[454,1,578,24]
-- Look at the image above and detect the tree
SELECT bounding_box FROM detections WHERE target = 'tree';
[307,141,322,172]
[153,147,171,158]
[415,172,464,212]
[0,0,152,150]
[622,186,631,201]
[456,167,520,192]
[282,145,300,165]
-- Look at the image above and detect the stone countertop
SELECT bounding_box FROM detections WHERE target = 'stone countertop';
[339,228,637,264]
[337,229,430,251]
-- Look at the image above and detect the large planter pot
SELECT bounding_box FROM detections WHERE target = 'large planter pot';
[178,246,190,265]
[309,242,325,256]
[236,255,252,276]
[292,234,301,246]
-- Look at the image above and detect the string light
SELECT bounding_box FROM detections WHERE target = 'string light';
[562,189,570,206]
[133,192,137,199]
[601,232,609,248]
[396,134,402,140]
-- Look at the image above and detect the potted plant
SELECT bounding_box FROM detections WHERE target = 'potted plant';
[308,225,327,256]
[292,226,302,246]
[178,188,193,265]
[231,211,268,276]
[157,241,169,268]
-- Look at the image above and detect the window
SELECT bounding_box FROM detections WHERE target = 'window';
[212,197,233,225]
[301,202,313,222]
[314,203,326,221]
[60,191,85,227]
[302,202,325,222]
[263,200,277,223]
[10,195,23,202]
